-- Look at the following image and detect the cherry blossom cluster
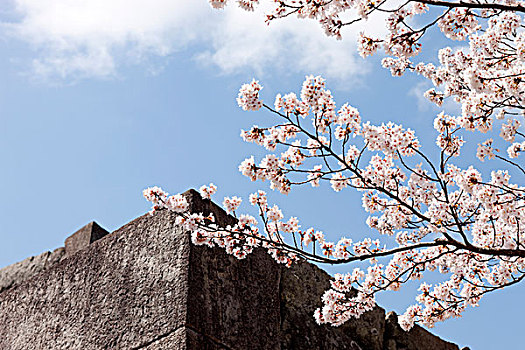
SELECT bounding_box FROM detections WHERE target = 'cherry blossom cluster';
[237,79,263,111]
[231,73,525,330]
[199,183,218,199]
[147,74,524,332]
[147,0,525,334]
[143,186,188,214]
[145,184,395,265]
[144,185,300,264]
[211,0,525,163]
[507,140,525,157]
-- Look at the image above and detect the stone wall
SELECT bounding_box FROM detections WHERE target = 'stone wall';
[0,221,109,293]
[0,189,465,350]
[0,246,65,293]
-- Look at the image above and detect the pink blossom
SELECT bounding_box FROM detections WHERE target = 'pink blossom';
[199,183,217,199]
[237,79,263,111]
[223,196,242,214]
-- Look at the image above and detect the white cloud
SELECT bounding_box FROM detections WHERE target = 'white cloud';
[195,5,378,81]
[4,0,209,79]
[409,82,434,112]
[2,0,387,82]
[409,81,461,115]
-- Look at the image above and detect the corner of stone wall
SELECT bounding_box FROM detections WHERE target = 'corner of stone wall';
[181,188,464,350]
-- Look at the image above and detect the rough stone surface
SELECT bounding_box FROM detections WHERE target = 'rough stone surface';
[65,221,110,256]
[384,312,459,350]
[184,190,282,350]
[280,260,385,350]
[0,247,65,293]
[140,327,187,349]
[0,189,464,350]
[0,221,109,294]
[187,246,281,349]
[0,210,189,349]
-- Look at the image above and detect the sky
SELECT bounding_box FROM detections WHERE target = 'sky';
[0,1,523,349]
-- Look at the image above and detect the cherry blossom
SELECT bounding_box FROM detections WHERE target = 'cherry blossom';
[223,196,242,214]
[237,79,263,111]
[146,71,525,331]
[147,0,525,335]
[199,183,217,199]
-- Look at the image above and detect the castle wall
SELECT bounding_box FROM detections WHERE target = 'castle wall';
[0,189,462,350]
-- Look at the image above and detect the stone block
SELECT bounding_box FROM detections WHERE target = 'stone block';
[0,247,65,293]
[64,221,110,256]
[280,259,385,350]
[0,210,189,349]
[384,311,459,350]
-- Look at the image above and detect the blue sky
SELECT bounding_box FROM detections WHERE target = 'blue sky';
[0,1,523,349]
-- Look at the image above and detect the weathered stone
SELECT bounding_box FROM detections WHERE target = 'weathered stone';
[0,221,109,294]
[0,191,282,349]
[384,311,459,350]
[0,210,189,349]
[280,259,385,350]
[181,189,282,349]
[0,189,464,350]
[64,221,110,256]
[0,247,65,293]
[141,327,187,349]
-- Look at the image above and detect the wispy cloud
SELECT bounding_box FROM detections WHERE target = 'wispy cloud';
[409,81,461,115]
[2,0,386,82]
